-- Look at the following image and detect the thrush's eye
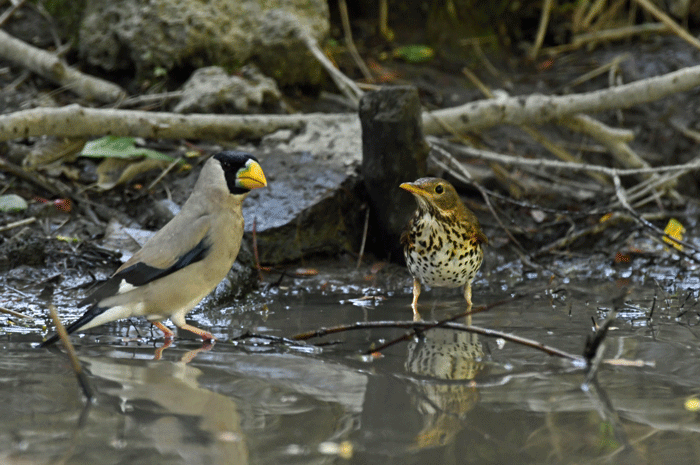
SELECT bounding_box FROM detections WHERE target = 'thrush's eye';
[435,185,444,194]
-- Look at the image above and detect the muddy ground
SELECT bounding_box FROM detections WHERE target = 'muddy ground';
[3,6,700,463]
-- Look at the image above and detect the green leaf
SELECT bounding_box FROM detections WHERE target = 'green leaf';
[393,45,435,63]
[0,194,28,212]
[80,136,177,163]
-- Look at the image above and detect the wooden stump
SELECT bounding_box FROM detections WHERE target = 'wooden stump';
[360,86,429,261]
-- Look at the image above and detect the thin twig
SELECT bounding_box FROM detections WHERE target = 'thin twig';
[632,0,700,51]
[529,0,554,59]
[294,319,583,362]
[429,137,700,178]
[0,0,27,28]
[429,143,527,253]
[0,216,36,232]
[252,217,264,282]
[232,331,306,347]
[535,212,626,255]
[561,54,631,91]
[47,304,93,402]
[356,206,370,269]
[299,31,363,106]
[117,91,185,109]
[612,173,700,259]
[0,306,31,319]
[338,0,373,82]
[146,156,183,191]
[368,303,496,354]
[570,23,670,49]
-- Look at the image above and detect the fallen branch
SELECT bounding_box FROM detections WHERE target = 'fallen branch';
[0,29,125,103]
[571,23,670,50]
[429,137,700,178]
[0,217,36,233]
[422,64,700,134]
[0,104,348,142]
[300,30,363,107]
[0,63,697,144]
[294,319,583,362]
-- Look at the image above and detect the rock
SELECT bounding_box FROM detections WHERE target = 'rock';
[79,0,329,86]
[173,66,282,114]
[152,198,181,226]
[0,194,28,212]
[207,242,259,303]
[240,115,364,264]
[359,86,429,261]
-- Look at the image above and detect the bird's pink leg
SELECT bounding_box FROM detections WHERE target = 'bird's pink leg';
[151,321,175,360]
[411,278,422,321]
[179,323,218,342]
[152,321,175,338]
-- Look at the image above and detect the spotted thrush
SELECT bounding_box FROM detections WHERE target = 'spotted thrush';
[400,178,488,320]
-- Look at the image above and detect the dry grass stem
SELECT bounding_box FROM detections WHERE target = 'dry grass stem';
[632,0,700,50]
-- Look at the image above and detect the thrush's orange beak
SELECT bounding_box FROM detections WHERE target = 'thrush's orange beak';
[400,182,426,196]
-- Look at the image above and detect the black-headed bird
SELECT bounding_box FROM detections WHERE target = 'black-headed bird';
[40,151,267,347]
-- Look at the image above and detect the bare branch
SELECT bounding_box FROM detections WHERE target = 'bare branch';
[429,137,700,178]
[0,104,348,142]
[0,29,125,103]
[424,64,700,134]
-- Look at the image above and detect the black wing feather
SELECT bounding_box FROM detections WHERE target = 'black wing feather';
[78,236,211,307]
[40,236,211,348]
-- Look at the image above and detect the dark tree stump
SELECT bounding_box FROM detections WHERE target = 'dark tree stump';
[360,86,429,261]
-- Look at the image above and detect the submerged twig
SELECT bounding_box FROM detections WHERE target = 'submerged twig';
[294,319,583,362]
[233,331,307,347]
[46,304,93,402]
[0,306,31,319]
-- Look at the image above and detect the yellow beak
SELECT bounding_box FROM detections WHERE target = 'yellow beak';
[399,182,425,196]
[237,160,267,190]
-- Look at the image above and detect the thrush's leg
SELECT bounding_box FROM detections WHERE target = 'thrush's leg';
[179,323,217,342]
[463,282,473,325]
[411,278,422,321]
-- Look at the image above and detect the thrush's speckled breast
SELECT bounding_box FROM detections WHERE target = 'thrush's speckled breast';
[400,177,487,320]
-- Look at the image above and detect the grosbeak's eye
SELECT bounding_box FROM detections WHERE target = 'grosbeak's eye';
[435,185,444,194]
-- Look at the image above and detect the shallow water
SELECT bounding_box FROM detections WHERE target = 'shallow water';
[3,262,700,465]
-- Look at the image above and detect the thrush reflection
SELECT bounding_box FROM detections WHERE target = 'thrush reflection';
[405,326,484,449]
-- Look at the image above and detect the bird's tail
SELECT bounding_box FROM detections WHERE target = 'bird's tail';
[39,305,101,348]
